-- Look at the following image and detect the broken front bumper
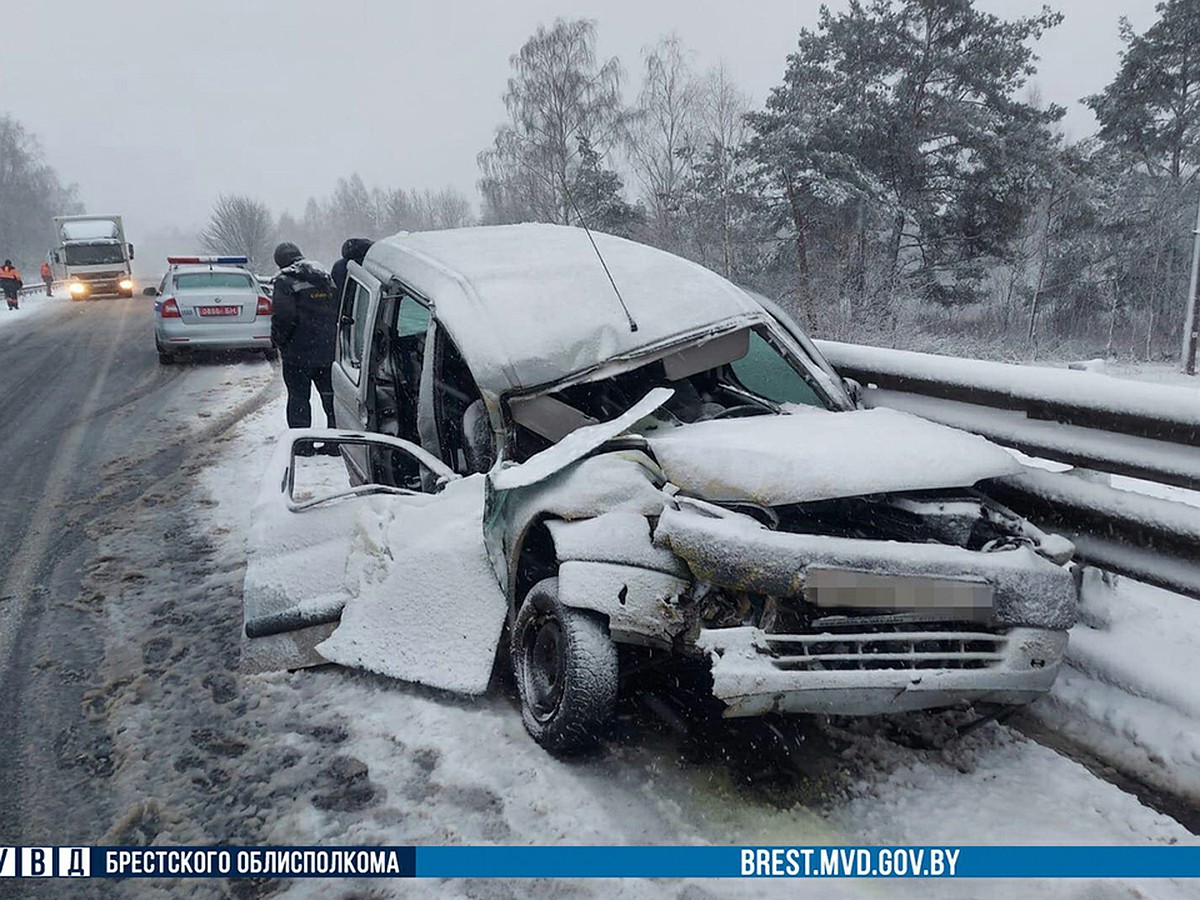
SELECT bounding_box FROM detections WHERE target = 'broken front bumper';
[656,503,1077,715]
[656,503,1078,630]
[697,625,1066,716]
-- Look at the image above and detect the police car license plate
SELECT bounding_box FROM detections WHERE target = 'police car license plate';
[198,306,239,317]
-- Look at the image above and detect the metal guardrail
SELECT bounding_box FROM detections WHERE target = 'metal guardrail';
[816,340,1200,601]
[17,279,62,297]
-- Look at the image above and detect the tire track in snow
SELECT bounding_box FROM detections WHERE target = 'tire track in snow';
[0,297,135,671]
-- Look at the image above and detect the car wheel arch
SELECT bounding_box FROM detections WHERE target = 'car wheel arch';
[509,516,560,622]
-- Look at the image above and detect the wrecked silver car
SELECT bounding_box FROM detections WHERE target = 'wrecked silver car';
[245,223,1078,754]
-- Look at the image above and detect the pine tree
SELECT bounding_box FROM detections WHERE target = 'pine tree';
[568,136,643,236]
[1087,0,1200,182]
[748,0,1063,326]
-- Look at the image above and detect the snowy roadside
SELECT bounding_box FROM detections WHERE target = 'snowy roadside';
[1028,569,1200,810]
[822,343,1200,813]
[0,287,69,328]
[1070,358,1200,389]
[1002,437,1200,809]
[84,391,1185,899]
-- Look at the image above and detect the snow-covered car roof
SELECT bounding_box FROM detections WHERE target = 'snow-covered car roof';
[363,223,766,395]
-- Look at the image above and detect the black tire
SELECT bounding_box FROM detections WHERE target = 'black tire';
[511,577,618,754]
[262,347,279,361]
[155,340,175,365]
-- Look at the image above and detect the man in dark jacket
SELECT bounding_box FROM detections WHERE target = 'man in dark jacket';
[270,242,339,431]
[0,260,22,310]
[330,237,373,300]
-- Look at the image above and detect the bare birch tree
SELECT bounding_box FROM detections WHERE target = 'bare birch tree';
[478,19,625,224]
[200,194,275,268]
[626,36,700,251]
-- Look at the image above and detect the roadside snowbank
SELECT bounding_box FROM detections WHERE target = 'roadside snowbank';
[1031,569,1200,806]
[0,288,69,330]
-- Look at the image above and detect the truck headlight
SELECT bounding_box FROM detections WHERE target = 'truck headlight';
[119,279,133,290]
[69,282,87,295]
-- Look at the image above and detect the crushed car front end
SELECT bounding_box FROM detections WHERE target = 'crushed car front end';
[655,494,1075,716]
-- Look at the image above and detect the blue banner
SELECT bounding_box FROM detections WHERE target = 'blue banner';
[0,845,1196,879]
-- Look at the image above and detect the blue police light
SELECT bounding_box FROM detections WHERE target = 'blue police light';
[166,256,251,266]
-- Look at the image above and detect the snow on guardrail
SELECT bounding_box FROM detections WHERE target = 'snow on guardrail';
[816,339,1200,808]
[988,469,1200,600]
[817,339,1200,445]
[814,342,1200,588]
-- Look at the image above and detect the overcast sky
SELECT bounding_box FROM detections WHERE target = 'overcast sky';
[3,0,1158,243]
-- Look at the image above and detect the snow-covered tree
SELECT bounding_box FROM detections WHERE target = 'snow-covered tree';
[746,0,1063,330]
[746,17,882,329]
[200,194,275,269]
[478,19,626,225]
[569,135,643,237]
[329,174,379,239]
[0,115,82,270]
[626,36,701,251]
[1087,0,1200,183]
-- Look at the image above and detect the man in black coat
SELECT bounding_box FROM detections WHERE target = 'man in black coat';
[330,237,373,301]
[270,242,339,430]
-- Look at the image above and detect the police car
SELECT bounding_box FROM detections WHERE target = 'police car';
[147,256,275,364]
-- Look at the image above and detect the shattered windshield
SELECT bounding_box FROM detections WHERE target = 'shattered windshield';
[506,324,834,460]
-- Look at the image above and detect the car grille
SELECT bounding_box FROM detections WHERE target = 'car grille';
[763,625,1007,671]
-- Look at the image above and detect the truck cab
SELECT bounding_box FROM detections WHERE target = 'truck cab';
[52,215,135,299]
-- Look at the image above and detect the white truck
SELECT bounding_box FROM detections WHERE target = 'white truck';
[51,215,135,299]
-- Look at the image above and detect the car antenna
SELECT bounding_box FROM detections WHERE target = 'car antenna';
[557,173,638,333]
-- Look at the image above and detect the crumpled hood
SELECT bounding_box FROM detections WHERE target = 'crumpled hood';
[645,406,1023,506]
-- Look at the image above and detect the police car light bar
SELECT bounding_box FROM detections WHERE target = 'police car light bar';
[166,255,250,265]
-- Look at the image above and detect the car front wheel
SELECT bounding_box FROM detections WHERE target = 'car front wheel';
[512,577,617,754]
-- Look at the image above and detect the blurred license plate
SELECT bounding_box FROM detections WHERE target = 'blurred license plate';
[805,568,992,618]
[199,306,239,317]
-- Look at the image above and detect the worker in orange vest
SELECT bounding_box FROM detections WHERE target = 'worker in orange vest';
[0,260,22,310]
[40,261,53,296]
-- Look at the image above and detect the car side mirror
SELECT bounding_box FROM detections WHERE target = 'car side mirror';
[142,286,159,297]
[52,252,60,264]
[128,243,135,260]
[843,377,865,408]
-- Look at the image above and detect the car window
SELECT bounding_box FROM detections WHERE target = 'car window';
[339,279,371,373]
[362,292,431,447]
[730,328,826,408]
[174,273,254,290]
[398,297,430,338]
